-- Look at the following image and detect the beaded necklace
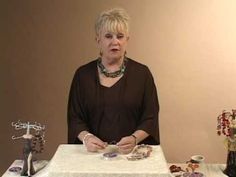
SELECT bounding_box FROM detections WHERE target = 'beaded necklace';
[31,132,45,154]
[97,58,127,78]
[127,144,152,161]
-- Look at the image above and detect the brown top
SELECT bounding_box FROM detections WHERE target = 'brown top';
[67,58,160,144]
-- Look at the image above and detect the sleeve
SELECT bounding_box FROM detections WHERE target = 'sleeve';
[67,69,89,144]
[136,67,160,143]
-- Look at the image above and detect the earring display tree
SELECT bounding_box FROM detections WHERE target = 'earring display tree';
[11,120,45,176]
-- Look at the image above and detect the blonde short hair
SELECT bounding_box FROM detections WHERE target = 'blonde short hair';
[95,8,130,37]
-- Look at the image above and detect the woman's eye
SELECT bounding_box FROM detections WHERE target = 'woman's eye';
[117,34,124,39]
[105,34,112,39]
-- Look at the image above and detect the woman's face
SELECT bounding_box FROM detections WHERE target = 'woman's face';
[97,28,129,61]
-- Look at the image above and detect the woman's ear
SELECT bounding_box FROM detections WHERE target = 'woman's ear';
[95,36,100,44]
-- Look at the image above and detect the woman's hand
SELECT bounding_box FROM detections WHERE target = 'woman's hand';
[116,135,136,154]
[84,134,107,152]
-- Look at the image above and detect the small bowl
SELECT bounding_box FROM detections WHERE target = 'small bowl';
[190,155,205,163]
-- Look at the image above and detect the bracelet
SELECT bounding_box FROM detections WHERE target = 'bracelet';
[32,133,45,154]
[131,134,137,145]
[82,133,93,145]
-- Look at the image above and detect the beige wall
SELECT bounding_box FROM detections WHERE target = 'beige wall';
[1,0,236,174]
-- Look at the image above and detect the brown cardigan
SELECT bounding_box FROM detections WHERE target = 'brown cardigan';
[67,58,160,144]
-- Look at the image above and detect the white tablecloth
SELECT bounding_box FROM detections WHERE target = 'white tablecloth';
[48,144,171,177]
[3,144,171,177]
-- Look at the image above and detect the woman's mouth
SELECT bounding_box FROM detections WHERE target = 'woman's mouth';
[110,48,119,52]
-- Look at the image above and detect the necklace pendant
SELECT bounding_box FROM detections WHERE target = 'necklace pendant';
[97,58,127,78]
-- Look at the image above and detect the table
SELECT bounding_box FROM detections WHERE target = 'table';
[2,161,228,177]
[2,156,229,177]
[48,144,171,177]
[2,144,171,177]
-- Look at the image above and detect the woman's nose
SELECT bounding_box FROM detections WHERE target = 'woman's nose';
[111,37,119,44]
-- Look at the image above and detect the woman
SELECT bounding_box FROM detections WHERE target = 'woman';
[67,8,160,154]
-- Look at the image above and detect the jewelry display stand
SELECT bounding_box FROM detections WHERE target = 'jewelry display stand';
[11,120,45,176]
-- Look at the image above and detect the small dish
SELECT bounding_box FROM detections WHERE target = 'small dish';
[102,152,118,160]
[190,155,205,163]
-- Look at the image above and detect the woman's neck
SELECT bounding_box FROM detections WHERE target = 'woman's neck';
[101,56,124,72]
